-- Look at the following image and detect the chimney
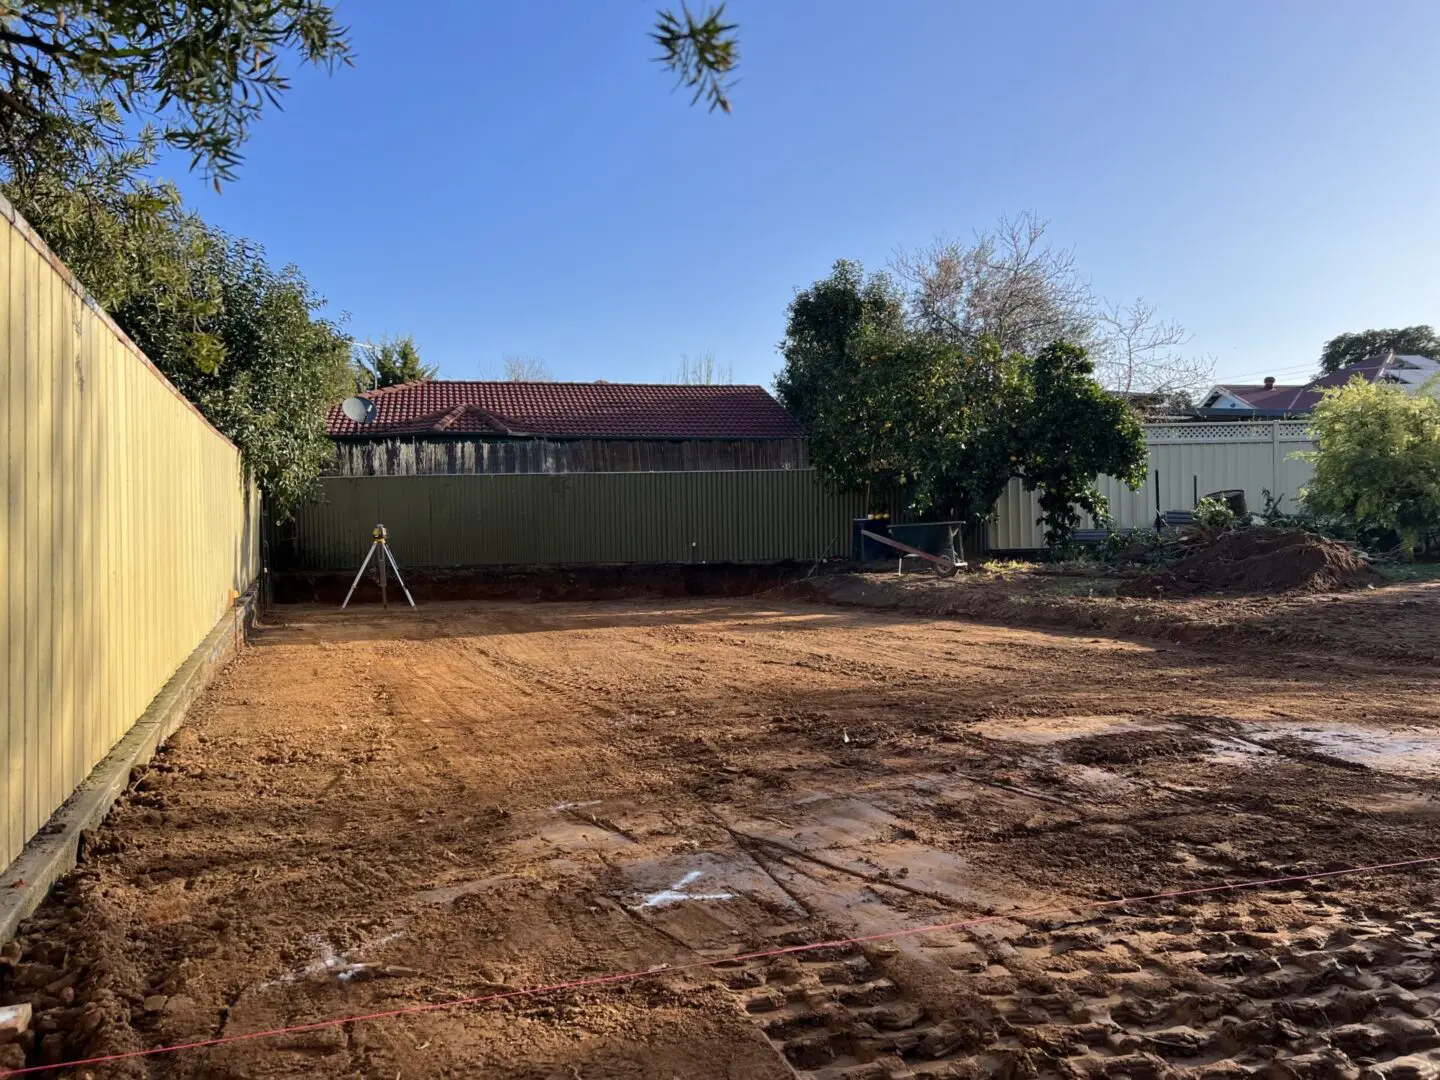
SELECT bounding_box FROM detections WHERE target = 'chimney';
[1263,376,1275,390]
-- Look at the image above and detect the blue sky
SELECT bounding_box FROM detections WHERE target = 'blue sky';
[164,1,1440,389]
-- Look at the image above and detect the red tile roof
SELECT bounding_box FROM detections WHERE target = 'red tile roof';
[1213,354,1429,415]
[327,381,805,440]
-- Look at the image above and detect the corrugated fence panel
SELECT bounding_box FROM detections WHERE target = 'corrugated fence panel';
[278,471,874,570]
[0,197,260,871]
[290,427,1326,565]
[988,421,1318,550]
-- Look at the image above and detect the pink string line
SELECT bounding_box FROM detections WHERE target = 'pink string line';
[3,854,1436,1077]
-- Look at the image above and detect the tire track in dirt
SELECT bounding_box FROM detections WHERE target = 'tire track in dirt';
[719,895,1440,1079]
[5,598,1440,1078]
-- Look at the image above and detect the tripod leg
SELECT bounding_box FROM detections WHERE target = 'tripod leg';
[382,543,417,608]
[341,543,378,609]
[377,542,388,609]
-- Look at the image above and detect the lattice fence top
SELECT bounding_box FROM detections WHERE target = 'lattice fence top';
[1146,420,1314,444]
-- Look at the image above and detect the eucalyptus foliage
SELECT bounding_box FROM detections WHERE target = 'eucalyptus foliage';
[0,0,351,186]
[0,3,738,187]
[652,2,738,112]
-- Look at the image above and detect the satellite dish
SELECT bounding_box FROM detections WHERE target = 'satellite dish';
[341,396,376,424]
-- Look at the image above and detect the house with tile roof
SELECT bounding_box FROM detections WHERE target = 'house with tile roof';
[1198,353,1440,419]
[324,380,809,476]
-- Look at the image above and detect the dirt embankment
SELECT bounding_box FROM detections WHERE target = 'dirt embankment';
[276,530,1422,663]
[788,570,1440,663]
[272,562,821,605]
[1121,528,1383,597]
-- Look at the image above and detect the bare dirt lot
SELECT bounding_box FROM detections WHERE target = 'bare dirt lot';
[6,587,1440,1078]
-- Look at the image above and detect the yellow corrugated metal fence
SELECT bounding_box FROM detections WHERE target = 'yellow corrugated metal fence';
[0,197,259,870]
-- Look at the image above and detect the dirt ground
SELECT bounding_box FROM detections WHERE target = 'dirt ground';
[6,585,1440,1078]
[794,570,1440,663]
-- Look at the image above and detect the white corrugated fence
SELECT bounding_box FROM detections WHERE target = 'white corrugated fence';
[988,420,1316,551]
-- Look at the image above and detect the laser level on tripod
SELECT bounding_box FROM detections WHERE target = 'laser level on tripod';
[341,523,416,609]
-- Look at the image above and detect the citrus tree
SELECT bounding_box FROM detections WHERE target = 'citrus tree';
[776,262,1022,529]
[776,265,1148,549]
[1017,342,1148,553]
[1300,377,1440,558]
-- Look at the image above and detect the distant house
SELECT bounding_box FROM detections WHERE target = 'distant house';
[324,380,808,475]
[1198,353,1440,419]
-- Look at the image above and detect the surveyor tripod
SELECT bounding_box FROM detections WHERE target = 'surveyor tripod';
[341,524,416,609]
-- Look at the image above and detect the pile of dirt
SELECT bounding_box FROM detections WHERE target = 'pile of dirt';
[1120,528,1381,596]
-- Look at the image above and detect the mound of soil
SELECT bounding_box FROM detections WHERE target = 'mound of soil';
[1061,730,1211,766]
[1121,528,1381,597]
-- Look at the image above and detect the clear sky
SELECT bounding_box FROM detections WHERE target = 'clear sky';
[162,0,1440,389]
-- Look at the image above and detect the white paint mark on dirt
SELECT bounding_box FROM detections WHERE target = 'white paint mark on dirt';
[262,929,409,988]
[638,869,735,909]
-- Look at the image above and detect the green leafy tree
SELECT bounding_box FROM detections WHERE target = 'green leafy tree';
[3,112,349,515]
[777,267,1150,550]
[0,3,738,187]
[884,331,1026,526]
[144,230,353,516]
[653,3,738,112]
[1319,326,1440,376]
[356,334,435,390]
[1,102,225,371]
[1017,342,1148,553]
[776,261,1022,528]
[775,260,906,429]
[1300,377,1440,558]
[0,1,352,186]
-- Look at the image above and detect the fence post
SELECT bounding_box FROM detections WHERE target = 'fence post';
[1270,421,1281,500]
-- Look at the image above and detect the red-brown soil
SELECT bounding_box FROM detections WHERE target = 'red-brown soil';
[4,592,1440,1078]
[1120,529,1383,597]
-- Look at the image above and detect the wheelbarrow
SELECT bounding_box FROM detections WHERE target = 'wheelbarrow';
[860,528,963,577]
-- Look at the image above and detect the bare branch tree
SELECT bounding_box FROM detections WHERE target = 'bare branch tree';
[893,212,1094,356]
[1092,299,1213,400]
[502,355,553,381]
[893,212,1211,403]
[676,350,733,384]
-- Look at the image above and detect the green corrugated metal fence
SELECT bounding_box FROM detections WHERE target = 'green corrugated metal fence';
[275,470,884,570]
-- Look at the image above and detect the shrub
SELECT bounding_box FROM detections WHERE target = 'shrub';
[1097,528,1169,564]
[1299,377,1440,559]
[1192,496,1238,533]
